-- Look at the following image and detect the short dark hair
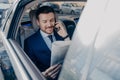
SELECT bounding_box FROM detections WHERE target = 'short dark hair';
[35,6,55,20]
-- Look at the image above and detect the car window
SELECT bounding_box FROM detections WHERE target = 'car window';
[0,0,16,28]
[16,1,87,80]
[19,0,86,61]
[19,1,86,46]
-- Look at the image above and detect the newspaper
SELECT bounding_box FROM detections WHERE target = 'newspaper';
[51,41,71,66]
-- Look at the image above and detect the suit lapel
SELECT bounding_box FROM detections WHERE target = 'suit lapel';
[36,30,51,52]
[35,30,64,52]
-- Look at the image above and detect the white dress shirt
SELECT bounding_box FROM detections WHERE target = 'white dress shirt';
[40,30,56,50]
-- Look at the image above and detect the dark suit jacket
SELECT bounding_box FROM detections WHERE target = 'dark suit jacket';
[24,29,64,72]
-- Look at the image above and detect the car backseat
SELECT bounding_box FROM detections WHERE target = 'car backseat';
[29,10,39,32]
[19,25,35,48]
[19,9,70,48]
[19,10,39,48]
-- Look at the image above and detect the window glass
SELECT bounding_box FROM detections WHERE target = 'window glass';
[20,0,87,68]
[0,0,16,27]
[20,1,86,36]
[18,1,87,80]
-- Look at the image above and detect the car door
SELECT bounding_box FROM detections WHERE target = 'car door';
[0,0,86,80]
[61,3,70,14]
[0,0,45,80]
[64,3,72,14]
[59,0,120,80]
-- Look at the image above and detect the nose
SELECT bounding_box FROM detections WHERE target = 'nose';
[47,21,52,27]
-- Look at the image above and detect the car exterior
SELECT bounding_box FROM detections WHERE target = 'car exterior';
[0,0,9,3]
[60,3,83,14]
[39,2,60,13]
[0,2,11,26]
[1,0,120,80]
[59,0,120,80]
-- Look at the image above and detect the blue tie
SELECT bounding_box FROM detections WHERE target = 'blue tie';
[48,35,53,43]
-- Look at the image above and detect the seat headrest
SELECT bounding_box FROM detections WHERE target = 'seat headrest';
[29,10,39,31]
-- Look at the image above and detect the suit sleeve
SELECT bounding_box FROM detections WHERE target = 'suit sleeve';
[24,39,37,64]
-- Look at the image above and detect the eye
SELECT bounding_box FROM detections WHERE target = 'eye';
[50,19,55,22]
[42,20,47,23]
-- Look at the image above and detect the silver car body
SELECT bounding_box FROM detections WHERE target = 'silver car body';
[59,0,120,80]
[60,3,83,14]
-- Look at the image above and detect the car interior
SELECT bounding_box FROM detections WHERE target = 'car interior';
[13,1,85,79]
[0,0,86,80]
[17,1,80,49]
[2,0,120,80]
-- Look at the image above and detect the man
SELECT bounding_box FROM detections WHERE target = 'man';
[24,6,69,80]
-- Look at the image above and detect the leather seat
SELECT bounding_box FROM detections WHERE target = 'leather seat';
[19,10,39,48]
[29,10,39,31]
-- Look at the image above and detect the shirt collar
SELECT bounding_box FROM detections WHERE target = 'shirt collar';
[40,30,54,38]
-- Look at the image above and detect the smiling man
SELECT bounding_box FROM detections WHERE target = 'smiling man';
[24,6,69,80]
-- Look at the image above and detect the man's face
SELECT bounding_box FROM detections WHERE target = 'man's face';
[37,12,55,34]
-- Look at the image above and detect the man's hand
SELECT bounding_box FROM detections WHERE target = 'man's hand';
[42,64,62,79]
[55,21,68,38]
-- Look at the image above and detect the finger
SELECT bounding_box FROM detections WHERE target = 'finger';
[55,22,60,28]
[42,71,48,78]
[55,22,63,27]
[55,22,59,25]
[51,64,61,74]
[45,64,59,74]
[51,69,60,79]
[43,67,54,77]
[47,64,61,77]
